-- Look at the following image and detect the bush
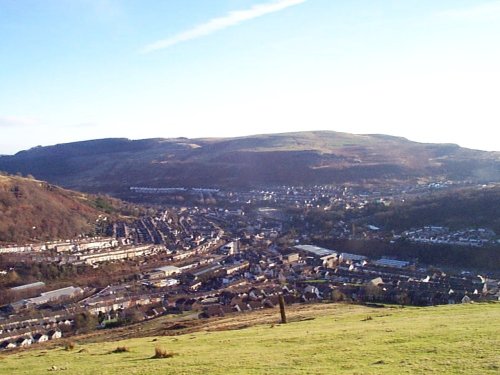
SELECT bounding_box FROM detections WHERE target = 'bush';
[64,341,76,351]
[111,346,130,353]
[153,346,176,359]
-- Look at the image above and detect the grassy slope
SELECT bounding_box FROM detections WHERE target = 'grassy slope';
[1,303,499,375]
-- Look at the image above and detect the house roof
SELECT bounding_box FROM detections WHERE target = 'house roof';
[373,259,410,268]
[340,252,367,262]
[9,281,46,291]
[154,265,181,273]
[294,245,337,257]
[0,340,14,348]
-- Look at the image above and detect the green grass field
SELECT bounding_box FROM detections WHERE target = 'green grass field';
[1,302,499,375]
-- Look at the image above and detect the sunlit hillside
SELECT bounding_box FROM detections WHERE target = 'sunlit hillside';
[0,173,141,244]
[1,302,498,375]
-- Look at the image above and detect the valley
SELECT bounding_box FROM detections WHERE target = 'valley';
[0,132,499,374]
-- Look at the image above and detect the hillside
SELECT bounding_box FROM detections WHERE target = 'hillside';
[365,185,500,233]
[0,302,498,374]
[0,131,498,196]
[0,174,141,244]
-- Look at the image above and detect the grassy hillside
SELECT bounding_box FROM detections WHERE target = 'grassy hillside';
[0,131,498,194]
[0,173,142,244]
[1,303,498,374]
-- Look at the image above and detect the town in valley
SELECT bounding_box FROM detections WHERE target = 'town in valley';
[1,181,499,351]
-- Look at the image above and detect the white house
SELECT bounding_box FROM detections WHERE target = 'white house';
[48,329,62,340]
[33,333,49,343]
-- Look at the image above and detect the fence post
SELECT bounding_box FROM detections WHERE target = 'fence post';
[279,294,287,324]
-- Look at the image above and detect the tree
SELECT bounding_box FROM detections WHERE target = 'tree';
[331,289,346,302]
[0,270,20,287]
[362,283,384,302]
[120,308,143,324]
[74,312,98,333]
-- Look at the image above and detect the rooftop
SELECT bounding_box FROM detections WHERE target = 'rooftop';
[154,265,181,273]
[9,282,46,291]
[340,253,367,262]
[373,259,410,268]
[294,245,337,257]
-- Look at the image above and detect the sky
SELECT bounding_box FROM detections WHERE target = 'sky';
[1,0,500,154]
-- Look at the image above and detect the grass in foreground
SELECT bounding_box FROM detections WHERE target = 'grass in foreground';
[0,302,499,375]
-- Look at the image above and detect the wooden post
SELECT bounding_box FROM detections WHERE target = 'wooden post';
[278,294,287,324]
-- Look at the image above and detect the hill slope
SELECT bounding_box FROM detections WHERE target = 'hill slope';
[0,174,140,244]
[0,131,498,196]
[362,185,500,233]
[0,302,498,374]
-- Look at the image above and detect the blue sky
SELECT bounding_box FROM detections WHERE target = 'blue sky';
[1,0,499,154]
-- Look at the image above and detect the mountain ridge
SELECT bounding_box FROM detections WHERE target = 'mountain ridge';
[0,131,498,196]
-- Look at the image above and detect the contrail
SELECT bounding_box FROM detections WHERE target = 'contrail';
[140,0,307,53]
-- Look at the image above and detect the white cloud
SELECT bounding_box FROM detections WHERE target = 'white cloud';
[437,1,500,21]
[140,0,307,53]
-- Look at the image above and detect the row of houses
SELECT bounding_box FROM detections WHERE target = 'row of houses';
[0,316,71,338]
[401,227,498,247]
[80,285,164,315]
[0,329,62,350]
[293,244,410,269]
[74,245,164,265]
[286,245,499,305]
[0,237,119,254]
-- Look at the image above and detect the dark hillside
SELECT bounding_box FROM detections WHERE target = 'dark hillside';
[0,131,498,195]
[365,185,500,233]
